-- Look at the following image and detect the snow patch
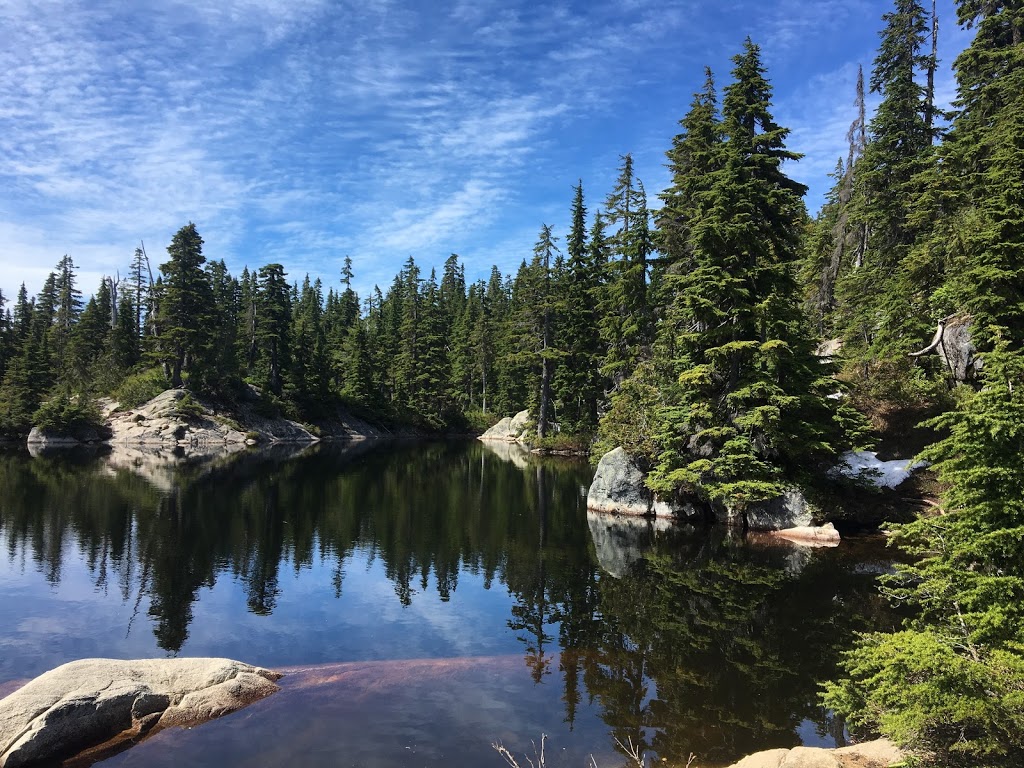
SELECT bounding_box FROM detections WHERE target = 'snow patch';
[837,451,929,489]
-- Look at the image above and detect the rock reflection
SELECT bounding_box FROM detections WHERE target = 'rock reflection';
[0,442,896,767]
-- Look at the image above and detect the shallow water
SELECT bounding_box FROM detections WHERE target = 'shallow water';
[0,440,899,766]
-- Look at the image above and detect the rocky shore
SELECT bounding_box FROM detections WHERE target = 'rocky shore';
[0,658,281,768]
[25,388,394,451]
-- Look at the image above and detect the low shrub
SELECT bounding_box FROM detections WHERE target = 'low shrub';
[32,391,104,434]
[114,369,170,409]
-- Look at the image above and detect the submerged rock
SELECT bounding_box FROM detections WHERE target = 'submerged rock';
[771,523,841,547]
[0,658,281,768]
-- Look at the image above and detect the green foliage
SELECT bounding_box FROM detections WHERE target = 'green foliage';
[169,392,206,420]
[824,338,1024,767]
[32,390,103,433]
[646,40,863,505]
[155,223,218,388]
[461,408,500,434]
[594,361,664,464]
[114,368,170,409]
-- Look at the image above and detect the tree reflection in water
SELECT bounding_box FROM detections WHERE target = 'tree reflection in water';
[0,441,896,765]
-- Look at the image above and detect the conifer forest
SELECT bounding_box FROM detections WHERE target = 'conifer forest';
[0,2,1021,766]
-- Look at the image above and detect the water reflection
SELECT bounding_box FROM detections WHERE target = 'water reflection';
[0,441,897,766]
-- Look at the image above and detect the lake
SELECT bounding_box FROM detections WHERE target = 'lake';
[0,440,899,767]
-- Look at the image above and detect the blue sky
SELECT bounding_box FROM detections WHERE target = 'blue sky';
[0,0,970,303]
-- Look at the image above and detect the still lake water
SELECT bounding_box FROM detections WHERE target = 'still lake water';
[0,440,899,767]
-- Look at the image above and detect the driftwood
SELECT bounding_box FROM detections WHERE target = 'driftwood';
[909,313,979,382]
[909,319,947,357]
[913,313,958,360]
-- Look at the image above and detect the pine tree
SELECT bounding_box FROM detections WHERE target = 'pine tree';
[51,255,82,376]
[414,269,450,421]
[206,259,241,387]
[836,0,936,371]
[111,294,139,373]
[534,225,560,439]
[394,257,422,410]
[925,0,1024,348]
[600,155,654,386]
[11,284,32,347]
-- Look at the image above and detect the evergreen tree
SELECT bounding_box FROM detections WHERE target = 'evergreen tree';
[825,337,1024,767]
[554,182,602,433]
[534,225,559,439]
[648,40,860,505]
[600,156,654,385]
[206,259,241,387]
[68,280,112,387]
[111,294,140,373]
[290,276,329,405]
[155,223,216,387]
[836,0,936,370]
[414,269,450,420]
[11,284,32,346]
[255,263,292,396]
[924,0,1024,348]
[128,246,151,345]
[393,258,425,409]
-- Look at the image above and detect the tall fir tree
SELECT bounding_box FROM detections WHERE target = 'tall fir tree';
[554,183,603,433]
[648,39,861,505]
[155,223,216,388]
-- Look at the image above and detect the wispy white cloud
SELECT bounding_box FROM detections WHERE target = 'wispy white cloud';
[0,0,974,302]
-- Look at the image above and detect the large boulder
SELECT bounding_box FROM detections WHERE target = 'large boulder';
[772,523,841,547]
[739,489,816,531]
[479,409,531,442]
[937,315,980,382]
[0,658,281,767]
[725,739,903,768]
[27,423,111,447]
[587,448,689,518]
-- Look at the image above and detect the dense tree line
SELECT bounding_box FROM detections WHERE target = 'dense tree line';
[0,163,651,439]
[0,1,1021,762]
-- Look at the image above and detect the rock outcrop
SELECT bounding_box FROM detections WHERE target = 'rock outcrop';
[0,658,282,768]
[479,409,531,442]
[587,448,823,532]
[26,423,112,447]
[107,389,316,446]
[909,313,981,382]
[726,739,903,768]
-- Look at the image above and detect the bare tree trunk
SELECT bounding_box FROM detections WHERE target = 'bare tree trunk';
[925,0,938,139]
